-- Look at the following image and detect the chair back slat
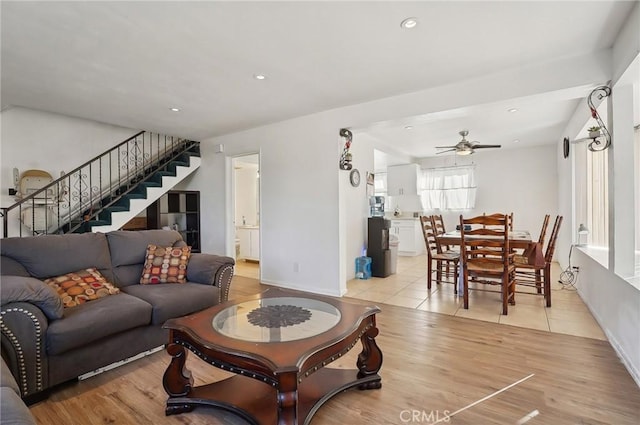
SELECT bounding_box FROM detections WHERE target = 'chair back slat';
[544,215,563,263]
[537,214,551,245]
[419,216,439,257]
[460,213,510,270]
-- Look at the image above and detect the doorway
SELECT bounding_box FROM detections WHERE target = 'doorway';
[232,154,260,279]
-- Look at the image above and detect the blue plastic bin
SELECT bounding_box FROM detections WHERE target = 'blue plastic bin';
[355,256,372,279]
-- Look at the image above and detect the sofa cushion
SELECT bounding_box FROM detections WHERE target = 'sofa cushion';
[121,283,220,325]
[140,245,191,284]
[0,387,36,425]
[106,230,184,267]
[0,256,29,277]
[106,230,184,287]
[0,233,111,280]
[43,268,120,308]
[1,275,64,320]
[1,357,20,394]
[46,292,152,355]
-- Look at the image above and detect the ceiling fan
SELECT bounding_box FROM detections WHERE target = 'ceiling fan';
[436,130,501,155]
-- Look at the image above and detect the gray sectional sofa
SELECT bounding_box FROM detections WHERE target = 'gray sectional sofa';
[0,229,235,406]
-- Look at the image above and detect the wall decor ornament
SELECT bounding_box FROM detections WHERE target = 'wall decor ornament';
[339,128,353,170]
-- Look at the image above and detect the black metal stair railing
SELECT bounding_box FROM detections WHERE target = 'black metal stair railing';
[1,132,200,238]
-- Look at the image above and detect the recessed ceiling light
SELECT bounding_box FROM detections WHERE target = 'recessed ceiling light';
[508,108,518,113]
[254,74,266,80]
[513,139,520,143]
[170,108,180,112]
[400,17,418,29]
[404,125,413,130]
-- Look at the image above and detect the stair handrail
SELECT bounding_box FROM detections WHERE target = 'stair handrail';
[2,131,198,237]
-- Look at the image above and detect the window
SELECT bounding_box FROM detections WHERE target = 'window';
[420,165,476,210]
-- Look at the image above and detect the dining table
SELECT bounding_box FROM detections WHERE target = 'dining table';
[436,230,545,267]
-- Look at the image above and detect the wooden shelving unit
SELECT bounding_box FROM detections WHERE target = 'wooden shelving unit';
[147,190,201,252]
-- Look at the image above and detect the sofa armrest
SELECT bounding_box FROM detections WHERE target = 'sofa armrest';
[187,254,235,302]
[0,302,50,397]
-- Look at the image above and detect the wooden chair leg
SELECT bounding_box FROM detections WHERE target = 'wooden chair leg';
[453,261,458,295]
[436,262,442,285]
[544,263,551,307]
[535,269,542,294]
[463,269,469,309]
[427,258,433,290]
[501,275,508,315]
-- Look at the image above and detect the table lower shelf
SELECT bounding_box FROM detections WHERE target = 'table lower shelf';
[166,367,381,425]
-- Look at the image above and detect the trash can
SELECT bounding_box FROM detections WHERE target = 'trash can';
[389,235,399,274]
[355,256,372,279]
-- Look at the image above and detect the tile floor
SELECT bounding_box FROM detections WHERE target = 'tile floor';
[233,255,606,340]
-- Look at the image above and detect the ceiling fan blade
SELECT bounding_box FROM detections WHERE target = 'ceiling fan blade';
[436,149,457,154]
[472,144,501,149]
[435,145,457,149]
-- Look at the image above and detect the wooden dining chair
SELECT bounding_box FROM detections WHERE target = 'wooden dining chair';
[515,215,562,307]
[419,215,459,293]
[514,214,550,269]
[460,213,515,315]
[482,212,513,231]
[432,214,456,252]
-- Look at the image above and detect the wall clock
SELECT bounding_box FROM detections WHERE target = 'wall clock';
[350,169,361,187]
[563,137,570,159]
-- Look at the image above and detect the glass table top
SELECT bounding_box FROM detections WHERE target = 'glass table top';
[212,296,342,343]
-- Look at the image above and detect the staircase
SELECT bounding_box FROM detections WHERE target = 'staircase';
[2,132,201,238]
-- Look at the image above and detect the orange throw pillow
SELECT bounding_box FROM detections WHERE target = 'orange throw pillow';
[140,244,191,284]
[44,268,120,308]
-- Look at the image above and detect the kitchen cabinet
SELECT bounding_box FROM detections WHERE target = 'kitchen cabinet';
[389,219,425,256]
[237,227,260,261]
[387,163,421,196]
[146,191,201,252]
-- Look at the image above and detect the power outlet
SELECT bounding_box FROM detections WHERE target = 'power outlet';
[293,262,300,273]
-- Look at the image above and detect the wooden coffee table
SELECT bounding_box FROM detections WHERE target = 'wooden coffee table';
[162,287,383,425]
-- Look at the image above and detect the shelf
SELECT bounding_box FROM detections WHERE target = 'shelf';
[147,191,201,253]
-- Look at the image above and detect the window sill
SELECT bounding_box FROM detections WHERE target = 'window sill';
[575,246,640,290]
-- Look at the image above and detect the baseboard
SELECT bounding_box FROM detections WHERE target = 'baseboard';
[605,330,640,388]
[259,278,343,298]
[78,345,165,381]
[578,290,640,388]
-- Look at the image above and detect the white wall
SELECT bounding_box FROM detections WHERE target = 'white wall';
[0,107,137,209]
[573,248,640,385]
[419,144,559,243]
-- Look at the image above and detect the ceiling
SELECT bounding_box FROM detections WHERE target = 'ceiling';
[1,1,635,159]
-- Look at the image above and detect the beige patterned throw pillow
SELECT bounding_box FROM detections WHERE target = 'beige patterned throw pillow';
[140,244,191,284]
[44,268,120,308]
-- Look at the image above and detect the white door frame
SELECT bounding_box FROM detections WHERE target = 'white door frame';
[227,152,261,268]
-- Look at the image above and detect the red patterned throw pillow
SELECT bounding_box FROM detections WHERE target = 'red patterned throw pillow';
[44,268,120,308]
[140,244,191,284]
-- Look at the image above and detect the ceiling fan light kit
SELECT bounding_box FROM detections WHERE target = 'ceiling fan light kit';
[436,130,502,155]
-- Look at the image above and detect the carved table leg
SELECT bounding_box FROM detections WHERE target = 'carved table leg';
[163,342,195,416]
[276,373,298,425]
[356,317,383,390]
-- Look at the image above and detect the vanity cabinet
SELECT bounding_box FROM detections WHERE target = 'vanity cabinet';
[387,163,421,196]
[237,227,260,261]
[389,219,425,256]
[146,191,201,252]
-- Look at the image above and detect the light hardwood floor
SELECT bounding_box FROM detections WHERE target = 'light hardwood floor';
[28,263,640,424]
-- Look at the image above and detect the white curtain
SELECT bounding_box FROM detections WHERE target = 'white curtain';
[420,165,476,210]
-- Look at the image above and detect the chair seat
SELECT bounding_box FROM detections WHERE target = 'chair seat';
[513,254,529,265]
[433,251,460,261]
[468,261,515,274]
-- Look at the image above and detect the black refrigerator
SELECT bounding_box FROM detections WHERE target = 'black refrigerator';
[367,217,391,278]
